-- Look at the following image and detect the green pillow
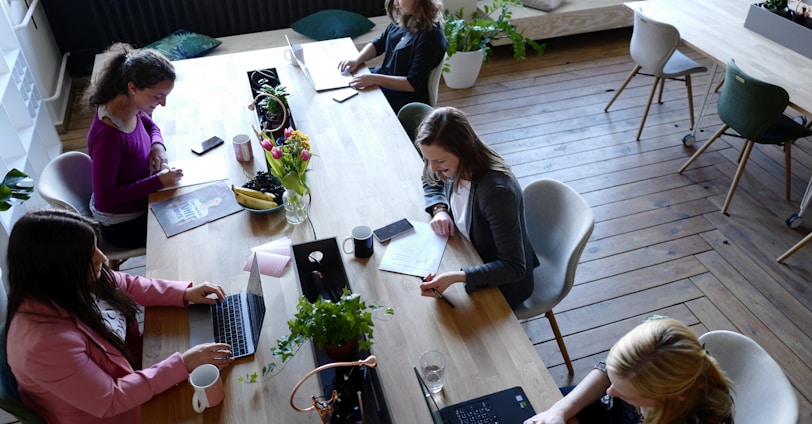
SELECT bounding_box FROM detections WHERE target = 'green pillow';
[291,9,376,41]
[144,29,222,61]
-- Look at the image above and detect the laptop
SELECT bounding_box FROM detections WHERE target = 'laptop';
[414,366,536,424]
[285,34,354,92]
[188,254,266,359]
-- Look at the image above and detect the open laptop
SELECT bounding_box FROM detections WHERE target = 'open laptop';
[285,34,354,91]
[414,366,536,424]
[188,254,266,359]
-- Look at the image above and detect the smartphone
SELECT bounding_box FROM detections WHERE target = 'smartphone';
[373,218,415,242]
[332,89,358,103]
[191,136,224,155]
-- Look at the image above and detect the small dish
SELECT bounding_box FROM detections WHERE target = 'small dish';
[240,202,284,214]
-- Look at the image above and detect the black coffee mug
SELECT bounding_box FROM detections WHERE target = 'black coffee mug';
[342,225,373,258]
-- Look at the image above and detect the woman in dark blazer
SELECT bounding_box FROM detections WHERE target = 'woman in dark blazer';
[417,107,538,309]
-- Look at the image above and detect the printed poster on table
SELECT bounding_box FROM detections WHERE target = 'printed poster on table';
[151,182,242,237]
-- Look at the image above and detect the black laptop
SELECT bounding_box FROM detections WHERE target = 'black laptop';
[188,254,266,359]
[414,366,536,424]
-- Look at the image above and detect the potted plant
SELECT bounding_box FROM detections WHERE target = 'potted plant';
[0,169,33,212]
[248,83,291,139]
[238,288,393,383]
[443,0,546,89]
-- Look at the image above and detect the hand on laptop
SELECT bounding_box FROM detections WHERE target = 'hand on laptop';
[182,342,234,371]
[184,282,226,305]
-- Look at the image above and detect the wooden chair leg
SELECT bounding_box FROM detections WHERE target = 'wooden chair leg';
[777,231,812,263]
[722,140,754,214]
[546,310,574,375]
[657,77,665,104]
[785,142,792,201]
[685,75,696,129]
[637,77,661,141]
[605,65,641,112]
[678,124,728,173]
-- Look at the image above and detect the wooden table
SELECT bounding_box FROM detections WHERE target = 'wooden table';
[142,38,565,423]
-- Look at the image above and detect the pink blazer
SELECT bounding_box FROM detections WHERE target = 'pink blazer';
[7,272,192,423]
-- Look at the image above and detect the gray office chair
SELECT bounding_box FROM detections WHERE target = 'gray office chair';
[514,179,595,375]
[37,151,146,270]
[2,319,47,424]
[397,102,434,144]
[699,330,798,424]
[678,59,812,214]
[427,60,444,107]
[604,9,707,141]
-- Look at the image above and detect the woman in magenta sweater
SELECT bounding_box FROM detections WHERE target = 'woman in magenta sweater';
[86,43,184,249]
[4,210,233,423]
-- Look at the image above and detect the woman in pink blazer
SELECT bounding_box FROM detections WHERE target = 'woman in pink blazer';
[4,209,233,423]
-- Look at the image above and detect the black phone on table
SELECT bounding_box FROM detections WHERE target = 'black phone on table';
[191,136,224,155]
[373,218,415,242]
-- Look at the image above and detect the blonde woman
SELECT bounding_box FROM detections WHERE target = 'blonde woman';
[525,317,734,424]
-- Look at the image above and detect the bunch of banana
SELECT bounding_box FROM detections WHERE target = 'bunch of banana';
[231,185,279,210]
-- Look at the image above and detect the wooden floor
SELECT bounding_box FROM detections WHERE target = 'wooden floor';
[59,28,812,422]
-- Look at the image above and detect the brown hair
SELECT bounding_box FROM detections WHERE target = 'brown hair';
[385,0,444,32]
[85,42,175,109]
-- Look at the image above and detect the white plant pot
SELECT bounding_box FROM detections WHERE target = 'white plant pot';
[442,50,485,89]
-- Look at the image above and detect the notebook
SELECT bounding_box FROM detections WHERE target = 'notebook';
[188,254,267,359]
[285,35,354,92]
[413,366,536,424]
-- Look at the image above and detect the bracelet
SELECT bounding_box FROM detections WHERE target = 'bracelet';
[431,204,448,217]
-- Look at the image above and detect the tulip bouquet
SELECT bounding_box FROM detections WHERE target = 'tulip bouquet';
[259,127,313,196]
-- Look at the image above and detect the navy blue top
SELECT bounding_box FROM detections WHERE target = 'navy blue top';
[370,22,447,113]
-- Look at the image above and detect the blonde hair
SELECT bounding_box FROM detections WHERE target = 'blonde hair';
[607,318,734,424]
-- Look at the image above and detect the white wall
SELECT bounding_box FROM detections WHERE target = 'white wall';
[444,0,478,15]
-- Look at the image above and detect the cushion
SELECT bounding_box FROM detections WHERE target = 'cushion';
[522,0,565,12]
[144,29,222,61]
[291,9,376,41]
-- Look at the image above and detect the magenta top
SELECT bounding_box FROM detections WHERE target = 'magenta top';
[87,110,164,214]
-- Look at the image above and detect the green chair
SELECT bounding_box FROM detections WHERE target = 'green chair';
[678,59,812,214]
[397,102,434,144]
[0,323,46,424]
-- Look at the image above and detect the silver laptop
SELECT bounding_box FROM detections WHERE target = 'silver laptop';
[285,35,354,91]
[188,254,266,359]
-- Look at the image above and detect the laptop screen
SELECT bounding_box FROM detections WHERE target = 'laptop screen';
[414,366,445,424]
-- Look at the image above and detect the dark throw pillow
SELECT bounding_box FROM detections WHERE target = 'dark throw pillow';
[291,9,376,41]
[144,29,222,61]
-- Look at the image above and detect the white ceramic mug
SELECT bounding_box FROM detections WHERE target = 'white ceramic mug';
[232,133,253,162]
[189,364,225,413]
[283,48,299,67]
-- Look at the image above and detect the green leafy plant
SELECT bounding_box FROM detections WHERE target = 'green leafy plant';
[255,84,289,117]
[444,0,545,69]
[0,169,33,212]
[763,0,788,12]
[238,288,394,383]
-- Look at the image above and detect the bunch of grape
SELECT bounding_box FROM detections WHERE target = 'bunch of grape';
[243,171,285,204]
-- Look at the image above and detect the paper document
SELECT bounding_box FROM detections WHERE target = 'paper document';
[378,221,447,277]
[159,154,229,191]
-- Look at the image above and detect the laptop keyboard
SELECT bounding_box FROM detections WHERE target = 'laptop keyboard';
[455,400,498,424]
[212,296,248,357]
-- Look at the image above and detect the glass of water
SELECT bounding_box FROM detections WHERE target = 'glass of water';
[419,350,446,393]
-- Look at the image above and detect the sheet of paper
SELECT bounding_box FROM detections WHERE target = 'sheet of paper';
[158,153,228,191]
[378,221,448,278]
[243,251,290,277]
[251,237,292,257]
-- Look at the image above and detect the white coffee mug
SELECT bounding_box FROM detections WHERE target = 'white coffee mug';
[232,133,253,162]
[189,364,225,413]
[283,48,299,67]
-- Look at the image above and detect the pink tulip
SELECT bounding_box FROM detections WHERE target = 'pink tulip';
[259,138,274,151]
[284,127,294,138]
[301,150,311,161]
[271,146,283,159]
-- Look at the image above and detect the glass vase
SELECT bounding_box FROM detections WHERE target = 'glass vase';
[282,188,308,225]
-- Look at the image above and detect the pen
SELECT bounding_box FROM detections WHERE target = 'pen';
[421,276,456,308]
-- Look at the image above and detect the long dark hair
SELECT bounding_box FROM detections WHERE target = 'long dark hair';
[416,106,513,191]
[5,209,140,358]
[85,42,175,108]
[386,0,443,32]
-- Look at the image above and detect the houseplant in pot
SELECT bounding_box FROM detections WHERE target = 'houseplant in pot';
[238,288,393,383]
[443,0,546,89]
[247,83,291,140]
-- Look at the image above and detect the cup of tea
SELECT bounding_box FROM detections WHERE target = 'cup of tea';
[189,364,225,413]
[232,134,253,162]
[342,225,374,258]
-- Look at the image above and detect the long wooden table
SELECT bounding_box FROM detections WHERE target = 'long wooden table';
[142,38,565,423]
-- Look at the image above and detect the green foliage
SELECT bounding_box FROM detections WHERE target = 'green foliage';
[256,84,290,117]
[0,169,33,212]
[763,0,788,11]
[444,0,545,66]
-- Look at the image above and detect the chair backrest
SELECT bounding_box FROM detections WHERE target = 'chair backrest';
[717,59,790,140]
[37,151,94,217]
[427,60,443,107]
[0,324,47,424]
[515,179,594,318]
[397,102,434,143]
[699,330,798,424]
[629,9,681,75]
